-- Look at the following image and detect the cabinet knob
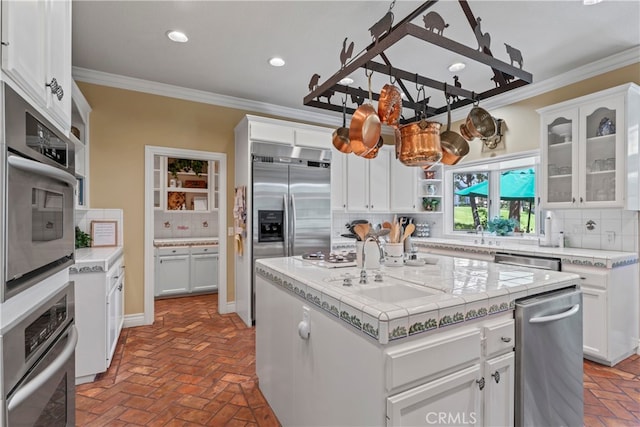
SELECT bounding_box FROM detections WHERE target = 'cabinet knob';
[476,377,485,390]
[491,371,501,383]
[572,197,576,203]
[46,78,64,100]
[500,336,512,343]
[118,284,123,291]
[580,196,584,203]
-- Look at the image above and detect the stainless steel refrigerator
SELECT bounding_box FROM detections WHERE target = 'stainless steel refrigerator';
[251,142,331,322]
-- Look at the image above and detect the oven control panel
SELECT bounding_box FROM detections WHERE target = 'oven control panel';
[25,113,68,167]
[24,295,68,359]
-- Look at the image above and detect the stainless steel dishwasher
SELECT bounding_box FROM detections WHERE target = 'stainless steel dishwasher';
[495,253,583,426]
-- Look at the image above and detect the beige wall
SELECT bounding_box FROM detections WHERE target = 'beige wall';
[79,63,638,315]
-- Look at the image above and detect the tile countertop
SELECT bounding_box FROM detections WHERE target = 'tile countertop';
[153,237,219,247]
[256,254,580,345]
[70,246,124,274]
[412,237,638,268]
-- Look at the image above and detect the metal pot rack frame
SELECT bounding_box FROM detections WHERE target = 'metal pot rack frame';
[303,0,533,123]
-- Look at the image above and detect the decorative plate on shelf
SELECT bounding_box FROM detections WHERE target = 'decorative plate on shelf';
[168,192,186,210]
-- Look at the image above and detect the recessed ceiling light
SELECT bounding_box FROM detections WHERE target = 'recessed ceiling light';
[339,77,354,85]
[269,57,286,67]
[583,0,603,4]
[166,30,188,43]
[448,62,466,72]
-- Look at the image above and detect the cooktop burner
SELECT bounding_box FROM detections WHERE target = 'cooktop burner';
[301,251,356,264]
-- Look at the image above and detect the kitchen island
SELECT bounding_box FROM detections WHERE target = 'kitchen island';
[255,255,582,426]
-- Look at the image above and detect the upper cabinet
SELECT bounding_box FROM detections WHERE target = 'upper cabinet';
[538,83,640,210]
[345,146,391,212]
[1,0,72,132]
[71,81,92,208]
[155,157,220,212]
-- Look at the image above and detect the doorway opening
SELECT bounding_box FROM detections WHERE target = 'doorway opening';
[144,146,227,324]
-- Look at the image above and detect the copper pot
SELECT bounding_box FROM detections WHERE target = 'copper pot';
[332,101,352,153]
[460,106,497,141]
[378,84,402,127]
[349,74,381,157]
[398,120,442,166]
[362,136,384,159]
[440,96,469,165]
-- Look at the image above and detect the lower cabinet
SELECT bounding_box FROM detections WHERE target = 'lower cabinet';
[562,262,639,366]
[155,245,218,297]
[74,254,125,383]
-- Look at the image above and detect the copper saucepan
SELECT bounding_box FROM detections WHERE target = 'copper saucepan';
[350,73,381,157]
[378,83,402,127]
[460,105,497,141]
[332,100,352,153]
[440,95,469,165]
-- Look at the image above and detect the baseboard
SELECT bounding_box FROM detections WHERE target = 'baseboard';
[123,313,147,328]
[219,301,236,314]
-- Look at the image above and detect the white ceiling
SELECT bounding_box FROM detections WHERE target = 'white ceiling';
[72,1,640,120]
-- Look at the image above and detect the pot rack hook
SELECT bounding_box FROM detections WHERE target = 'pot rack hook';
[364,67,374,78]
[389,74,397,85]
[443,82,449,99]
[414,73,421,91]
[388,0,396,12]
[472,92,480,106]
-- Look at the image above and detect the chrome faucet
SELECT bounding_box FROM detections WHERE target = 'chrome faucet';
[359,236,385,284]
[476,224,485,244]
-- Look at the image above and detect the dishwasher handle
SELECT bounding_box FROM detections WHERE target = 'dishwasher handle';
[529,304,580,324]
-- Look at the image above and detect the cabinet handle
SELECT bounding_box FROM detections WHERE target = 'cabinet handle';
[476,377,485,390]
[491,371,501,384]
[118,284,123,291]
[500,336,512,343]
[1,41,8,46]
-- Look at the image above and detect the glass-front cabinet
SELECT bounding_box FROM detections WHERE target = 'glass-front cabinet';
[539,84,637,209]
[153,156,219,212]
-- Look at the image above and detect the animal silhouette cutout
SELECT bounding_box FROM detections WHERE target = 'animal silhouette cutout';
[474,17,491,52]
[369,11,393,44]
[504,43,523,69]
[490,73,514,87]
[422,12,448,35]
[340,38,355,69]
[351,89,364,107]
[308,73,321,92]
[452,76,462,102]
[318,90,335,103]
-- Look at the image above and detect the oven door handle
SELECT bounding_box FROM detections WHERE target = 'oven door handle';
[7,325,78,411]
[8,155,76,188]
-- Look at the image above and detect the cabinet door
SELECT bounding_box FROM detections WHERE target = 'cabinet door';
[346,155,369,211]
[190,253,218,292]
[484,352,514,427]
[540,108,579,208]
[368,147,390,212]
[390,154,416,212]
[106,274,123,367]
[1,0,47,107]
[250,121,294,145]
[579,95,625,208]
[582,286,608,360]
[155,255,190,296]
[386,364,482,427]
[295,128,330,149]
[330,148,346,210]
[45,0,72,130]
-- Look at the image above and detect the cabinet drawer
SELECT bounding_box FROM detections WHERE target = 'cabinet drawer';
[157,246,190,256]
[190,245,219,255]
[483,319,515,358]
[385,327,481,392]
[562,265,608,289]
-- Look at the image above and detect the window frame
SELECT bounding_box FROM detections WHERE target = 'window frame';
[443,150,541,237]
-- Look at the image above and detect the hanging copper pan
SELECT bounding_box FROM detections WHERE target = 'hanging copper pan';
[363,136,384,159]
[332,100,352,153]
[440,95,469,165]
[350,72,381,157]
[398,119,442,166]
[378,83,402,127]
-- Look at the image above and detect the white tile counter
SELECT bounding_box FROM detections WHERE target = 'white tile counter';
[153,237,218,247]
[71,246,124,274]
[256,254,580,344]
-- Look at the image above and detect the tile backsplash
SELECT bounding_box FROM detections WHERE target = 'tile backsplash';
[75,208,125,246]
[547,209,638,252]
[332,212,443,240]
[154,211,219,239]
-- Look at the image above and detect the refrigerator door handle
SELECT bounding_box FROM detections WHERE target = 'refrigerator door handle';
[529,304,580,324]
[283,194,289,256]
[290,194,297,255]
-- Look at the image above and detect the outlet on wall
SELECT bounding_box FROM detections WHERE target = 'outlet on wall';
[228,227,234,236]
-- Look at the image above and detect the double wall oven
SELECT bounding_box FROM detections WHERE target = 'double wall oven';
[2,83,76,302]
[1,83,77,425]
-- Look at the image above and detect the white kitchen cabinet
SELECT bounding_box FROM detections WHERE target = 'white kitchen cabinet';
[483,352,515,427]
[1,0,72,132]
[74,253,125,383]
[190,246,219,292]
[294,128,331,149]
[539,83,640,209]
[249,121,294,145]
[330,146,347,210]
[165,158,217,212]
[346,146,390,212]
[390,158,417,212]
[72,81,91,208]
[562,262,638,366]
[155,245,219,297]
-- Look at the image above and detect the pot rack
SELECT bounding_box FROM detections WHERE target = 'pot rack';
[303,0,533,123]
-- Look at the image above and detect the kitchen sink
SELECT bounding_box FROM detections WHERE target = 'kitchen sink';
[354,282,442,303]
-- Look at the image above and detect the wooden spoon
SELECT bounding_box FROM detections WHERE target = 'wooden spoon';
[382,221,392,229]
[354,223,370,241]
[402,223,416,241]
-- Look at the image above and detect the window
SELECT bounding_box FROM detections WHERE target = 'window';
[445,152,541,236]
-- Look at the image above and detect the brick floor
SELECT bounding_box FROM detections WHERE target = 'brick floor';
[77,294,640,426]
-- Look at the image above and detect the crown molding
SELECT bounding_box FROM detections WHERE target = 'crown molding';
[73,46,638,126]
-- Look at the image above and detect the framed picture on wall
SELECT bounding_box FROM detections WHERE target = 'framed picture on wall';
[91,220,118,247]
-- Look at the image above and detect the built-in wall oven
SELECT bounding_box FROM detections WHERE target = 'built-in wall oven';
[2,83,75,301]
[2,281,77,426]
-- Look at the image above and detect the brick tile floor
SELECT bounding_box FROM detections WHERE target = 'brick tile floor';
[77,294,640,426]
